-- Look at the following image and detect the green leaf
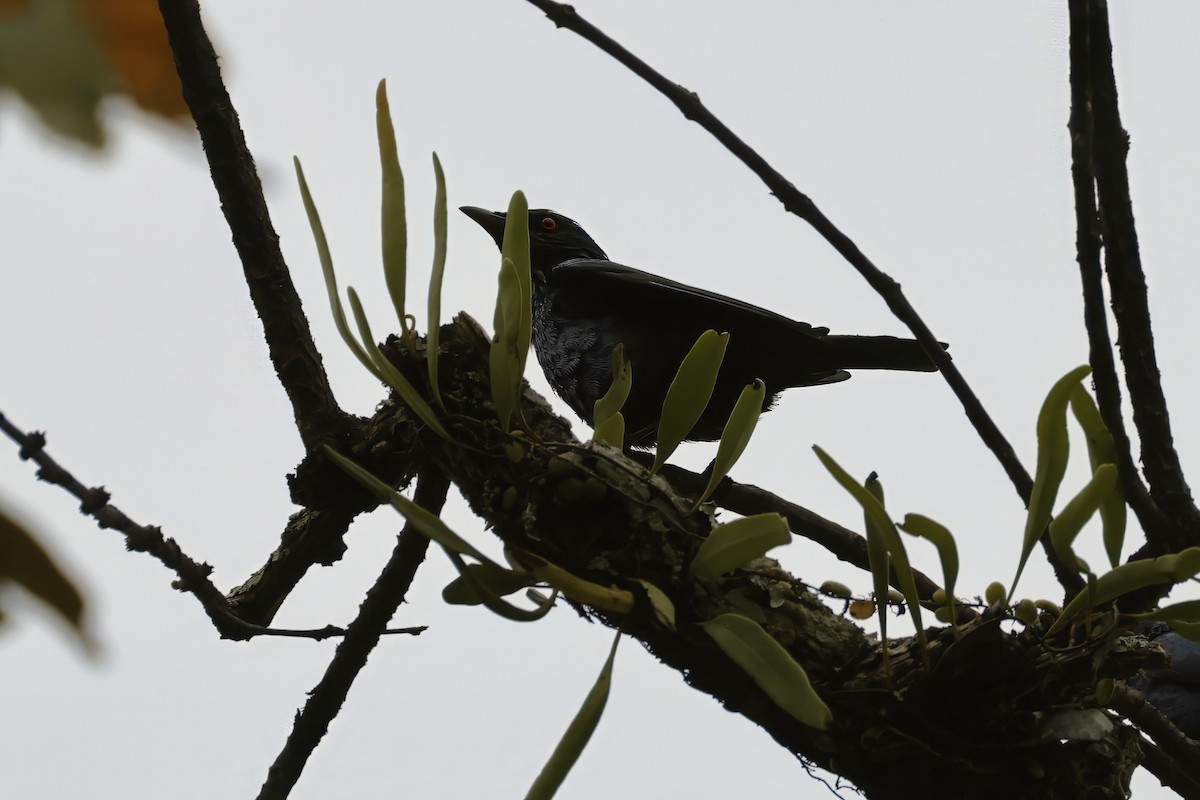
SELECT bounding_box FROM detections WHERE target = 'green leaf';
[1048,464,1119,575]
[633,579,676,631]
[1069,387,1126,567]
[294,157,377,375]
[325,446,554,621]
[898,513,959,626]
[591,412,625,449]
[1047,547,1200,634]
[690,513,789,580]
[376,80,408,330]
[814,447,926,656]
[700,613,831,730]
[0,507,94,654]
[345,288,452,442]
[525,631,620,800]
[696,379,765,506]
[593,344,632,428]
[490,256,523,431]
[442,561,537,605]
[863,473,891,650]
[651,330,729,474]
[1012,364,1092,600]
[501,190,533,375]
[427,151,448,411]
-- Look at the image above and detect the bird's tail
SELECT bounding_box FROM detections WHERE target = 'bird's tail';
[821,335,944,372]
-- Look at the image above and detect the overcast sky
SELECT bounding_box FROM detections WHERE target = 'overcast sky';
[2,3,1198,798]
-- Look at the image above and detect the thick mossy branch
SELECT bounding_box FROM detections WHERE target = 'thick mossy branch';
[263,313,1151,799]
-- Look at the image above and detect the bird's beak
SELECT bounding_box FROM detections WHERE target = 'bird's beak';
[459,206,508,248]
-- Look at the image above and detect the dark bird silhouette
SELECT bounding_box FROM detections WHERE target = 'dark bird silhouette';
[461,206,943,446]
[1131,621,1200,739]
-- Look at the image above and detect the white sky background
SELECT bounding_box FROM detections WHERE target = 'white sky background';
[2,2,1198,798]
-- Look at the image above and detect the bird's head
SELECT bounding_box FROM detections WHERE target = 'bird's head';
[460,206,608,276]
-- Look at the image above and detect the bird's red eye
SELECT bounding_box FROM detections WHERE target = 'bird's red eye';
[540,217,557,231]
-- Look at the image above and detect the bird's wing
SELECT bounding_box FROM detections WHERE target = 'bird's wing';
[550,259,831,338]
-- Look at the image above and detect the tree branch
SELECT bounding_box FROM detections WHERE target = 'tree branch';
[1066,0,1171,554]
[1080,0,1200,554]
[156,0,352,451]
[520,0,1083,595]
[257,470,449,800]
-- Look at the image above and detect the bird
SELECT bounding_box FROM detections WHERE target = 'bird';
[1130,621,1200,739]
[461,206,944,447]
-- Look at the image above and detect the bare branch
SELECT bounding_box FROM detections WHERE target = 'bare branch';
[256,470,449,800]
[156,0,351,451]
[1069,0,1200,554]
[1066,0,1170,553]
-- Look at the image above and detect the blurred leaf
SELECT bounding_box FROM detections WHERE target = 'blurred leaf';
[1012,365,1092,599]
[1048,463,1118,574]
[525,631,620,800]
[0,0,189,148]
[690,512,789,580]
[862,473,892,653]
[696,379,765,506]
[294,158,378,375]
[427,151,448,411]
[651,330,729,474]
[700,613,831,730]
[1069,387,1126,568]
[376,79,408,330]
[0,505,93,653]
[84,0,188,119]
[1048,547,1200,634]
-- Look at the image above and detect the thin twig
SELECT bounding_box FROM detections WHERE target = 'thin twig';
[521,0,1083,595]
[0,410,245,637]
[1075,0,1200,553]
[157,0,350,451]
[256,470,449,800]
[1065,0,1169,553]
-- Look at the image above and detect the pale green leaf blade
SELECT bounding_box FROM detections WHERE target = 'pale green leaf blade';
[700,613,831,730]
[376,80,407,328]
[633,579,676,630]
[525,632,621,800]
[502,191,533,375]
[1048,547,1200,634]
[691,513,789,580]
[491,256,523,431]
[442,549,555,622]
[1012,365,1092,598]
[427,151,448,411]
[1048,463,1118,574]
[1069,387,1126,567]
[863,473,891,645]
[593,344,632,426]
[651,330,729,474]
[898,513,958,609]
[698,379,765,505]
[591,412,625,449]
[293,157,376,375]
[813,447,925,652]
[442,561,537,605]
[346,288,452,442]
